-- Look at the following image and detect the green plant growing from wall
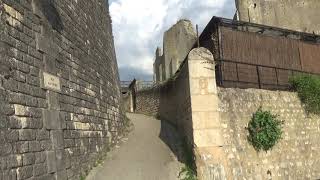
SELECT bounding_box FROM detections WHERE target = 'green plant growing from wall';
[179,138,197,180]
[179,166,197,180]
[247,107,283,151]
[289,74,320,114]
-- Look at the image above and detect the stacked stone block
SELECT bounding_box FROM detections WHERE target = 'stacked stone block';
[0,0,125,180]
[135,86,160,117]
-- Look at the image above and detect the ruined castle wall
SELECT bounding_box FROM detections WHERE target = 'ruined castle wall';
[218,88,320,179]
[153,48,163,82]
[0,0,125,179]
[162,20,197,80]
[236,0,320,34]
[153,20,196,82]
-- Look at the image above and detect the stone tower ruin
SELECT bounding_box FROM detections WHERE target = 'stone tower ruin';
[153,19,197,82]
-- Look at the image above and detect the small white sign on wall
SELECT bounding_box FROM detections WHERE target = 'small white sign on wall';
[42,72,61,92]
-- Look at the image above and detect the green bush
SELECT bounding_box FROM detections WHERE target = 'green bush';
[247,107,283,151]
[289,74,320,114]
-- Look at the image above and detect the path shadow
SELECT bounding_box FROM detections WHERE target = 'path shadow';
[158,120,185,163]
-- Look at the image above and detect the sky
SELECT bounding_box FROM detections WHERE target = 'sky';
[109,0,236,81]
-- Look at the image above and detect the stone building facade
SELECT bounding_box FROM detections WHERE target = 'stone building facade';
[153,19,197,82]
[235,0,320,35]
[0,0,125,180]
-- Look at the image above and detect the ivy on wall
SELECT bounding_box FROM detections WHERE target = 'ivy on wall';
[247,107,283,151]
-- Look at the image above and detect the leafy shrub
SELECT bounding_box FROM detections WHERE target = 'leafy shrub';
[289,74,320,114]
[247,107,283,151]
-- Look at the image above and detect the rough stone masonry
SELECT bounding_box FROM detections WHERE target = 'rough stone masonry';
[235,0,320,35]
[0,0,125,180]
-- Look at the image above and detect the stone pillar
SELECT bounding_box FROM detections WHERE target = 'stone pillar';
[187,48,228,180]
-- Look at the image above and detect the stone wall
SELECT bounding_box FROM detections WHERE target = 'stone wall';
[153,47,164,82]
[235,0,320,34]
[163,20,196,80]
[122,94,131,113]
[218,88,320,179]
[0,0,125,180]
[135,56,192,138]
[153,19,197,82]
[159,60,192,139]
[135,87,160,117]
[135,47,320,180]
[135,48,198,142]
[134,48,220,180]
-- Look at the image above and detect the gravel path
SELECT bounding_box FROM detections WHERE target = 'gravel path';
[86,113,183,180]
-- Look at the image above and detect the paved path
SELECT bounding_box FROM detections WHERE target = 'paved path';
[86,113,183,180]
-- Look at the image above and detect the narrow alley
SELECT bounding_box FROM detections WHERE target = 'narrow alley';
[86,113,184,180]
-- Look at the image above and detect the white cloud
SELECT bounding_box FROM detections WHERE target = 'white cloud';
[110,0,236,80]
